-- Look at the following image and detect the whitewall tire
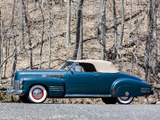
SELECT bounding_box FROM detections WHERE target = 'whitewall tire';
[28,85,47,103]
[117,97,134,104]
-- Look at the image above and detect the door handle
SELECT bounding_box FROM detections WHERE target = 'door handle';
[95,74,100,78]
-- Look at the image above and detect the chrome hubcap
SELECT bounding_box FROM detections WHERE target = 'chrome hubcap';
[32,88,43,100]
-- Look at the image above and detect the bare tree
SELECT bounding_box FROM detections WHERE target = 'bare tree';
[128,0,132,44]
[4,32,11,78]
[112,0,118,59]
[66,0,71,48]
[145,0,150,82]
[18,0,25,53]
[47,0,52,69]
[77,1,83,60]
[41,0,44,9]
[39,2,45,69]
[3,35,8,78]
[119,0,125,47]
[100,0,106,60]
[72,0,84,60]
[145,0,158,82]
[22,0,33,69]
[150,0,158,77]
[0,7,2,84]
[11,0,17,83]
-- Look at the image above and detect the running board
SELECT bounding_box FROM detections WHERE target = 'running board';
[65,94,111,98]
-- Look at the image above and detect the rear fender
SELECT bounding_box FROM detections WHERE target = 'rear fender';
[113,85,141,97]
[111,78,151,97]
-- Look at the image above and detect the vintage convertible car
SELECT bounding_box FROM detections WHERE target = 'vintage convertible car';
[7,60,153,104]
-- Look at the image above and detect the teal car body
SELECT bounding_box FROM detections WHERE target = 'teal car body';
[7,60,153,104]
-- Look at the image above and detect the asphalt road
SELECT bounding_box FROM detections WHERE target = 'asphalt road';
[0,103,160,120]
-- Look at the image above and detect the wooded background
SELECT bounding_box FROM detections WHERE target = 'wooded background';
[0,0,159,91]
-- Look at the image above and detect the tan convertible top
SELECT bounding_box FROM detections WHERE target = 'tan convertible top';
[67,60,119,73]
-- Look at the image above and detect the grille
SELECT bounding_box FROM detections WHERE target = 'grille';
[13,81,20,90]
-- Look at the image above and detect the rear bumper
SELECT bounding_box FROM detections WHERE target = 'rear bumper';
[7,86,23,96]
[151,88,155,94]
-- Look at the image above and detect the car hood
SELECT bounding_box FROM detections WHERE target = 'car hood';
[14,70,66,80]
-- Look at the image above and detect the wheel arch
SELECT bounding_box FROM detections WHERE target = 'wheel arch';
[28,83,49,97]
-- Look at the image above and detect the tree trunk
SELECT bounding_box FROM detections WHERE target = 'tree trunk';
[119,0,124,47]
[72,0,84,60]
[22,0,33,69]
[39,2,45,69]
[3,37,8,78]
[112,0,118,59]
[0,24,3,85]
[77,6,83,60]
[11,0,17,84]
[41,0,44,9]
[151,0,157,76]
[128,0,132,44]
[18,0,25,53]
[100,0,107,60]
[47,0,51,69]
[66,0,71,48]
[0,7,2,84]
[145,0,152,82]
[4,34,11,78]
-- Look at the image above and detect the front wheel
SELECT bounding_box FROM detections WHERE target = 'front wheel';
[28,85,47,103]
[116,97,134,104]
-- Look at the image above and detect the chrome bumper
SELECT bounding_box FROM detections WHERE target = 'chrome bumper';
[7,86,23,96]
[151,88,155,94]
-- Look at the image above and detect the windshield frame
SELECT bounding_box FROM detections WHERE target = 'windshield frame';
[60,61,74,71]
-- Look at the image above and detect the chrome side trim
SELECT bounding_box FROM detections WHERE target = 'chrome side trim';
[141,88,151,93]
[65,94,111,97]
[42,74,64,78]
[50,86,64,92]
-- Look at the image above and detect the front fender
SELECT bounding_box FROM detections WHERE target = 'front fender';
[22,77,65,97]
[111,78,151,97]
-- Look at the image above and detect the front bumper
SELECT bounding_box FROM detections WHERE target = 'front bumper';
[7,86,23,96]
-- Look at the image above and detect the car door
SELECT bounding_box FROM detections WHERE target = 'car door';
[99,73,119,94]
[65,63,100,95]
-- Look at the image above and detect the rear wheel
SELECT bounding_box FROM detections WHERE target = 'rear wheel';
[28,85,47,103]
[116,97,134,104]
[102,97,117,104]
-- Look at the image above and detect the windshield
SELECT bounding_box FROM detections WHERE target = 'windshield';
[60,62,73,71]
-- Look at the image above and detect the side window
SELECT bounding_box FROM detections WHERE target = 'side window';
[79,63,97,72]
[70,63,97,72]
